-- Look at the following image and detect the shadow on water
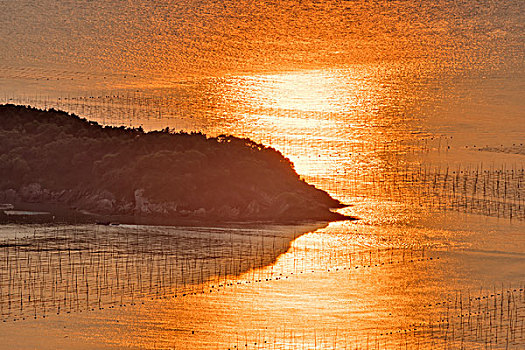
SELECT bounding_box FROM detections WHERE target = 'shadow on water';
[0,221,330,321]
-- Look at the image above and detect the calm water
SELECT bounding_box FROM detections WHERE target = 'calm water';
[0,0,524,348]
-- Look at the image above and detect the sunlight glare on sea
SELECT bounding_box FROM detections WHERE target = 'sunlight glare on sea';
[0,0,524,348]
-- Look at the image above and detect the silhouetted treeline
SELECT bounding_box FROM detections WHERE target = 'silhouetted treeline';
[0,105,346,223]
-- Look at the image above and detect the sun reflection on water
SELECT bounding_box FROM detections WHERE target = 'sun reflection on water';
[210,67,405,184]
[222,70,371,114]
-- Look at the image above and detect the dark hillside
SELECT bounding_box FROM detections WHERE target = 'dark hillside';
[0,105,349,224]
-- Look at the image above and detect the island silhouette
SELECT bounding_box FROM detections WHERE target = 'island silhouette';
[0,104,351,225]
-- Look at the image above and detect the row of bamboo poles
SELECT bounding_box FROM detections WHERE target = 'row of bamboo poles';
[221,285,525,349]
[0,225,432,322]
[308,165,524,221]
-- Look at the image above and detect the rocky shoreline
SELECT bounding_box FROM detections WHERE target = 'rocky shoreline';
[0,183,350,225]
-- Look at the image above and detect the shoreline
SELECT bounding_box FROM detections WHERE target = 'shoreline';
[0,201,355,227]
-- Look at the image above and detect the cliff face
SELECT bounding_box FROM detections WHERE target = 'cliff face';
[0,105,349,223]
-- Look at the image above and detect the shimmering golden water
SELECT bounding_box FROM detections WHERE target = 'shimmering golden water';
[1,0,524,348]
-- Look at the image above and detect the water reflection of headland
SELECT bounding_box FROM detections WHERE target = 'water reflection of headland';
[0,221,330,321]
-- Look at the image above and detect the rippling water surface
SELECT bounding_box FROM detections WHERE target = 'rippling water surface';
[0,0,524,348]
